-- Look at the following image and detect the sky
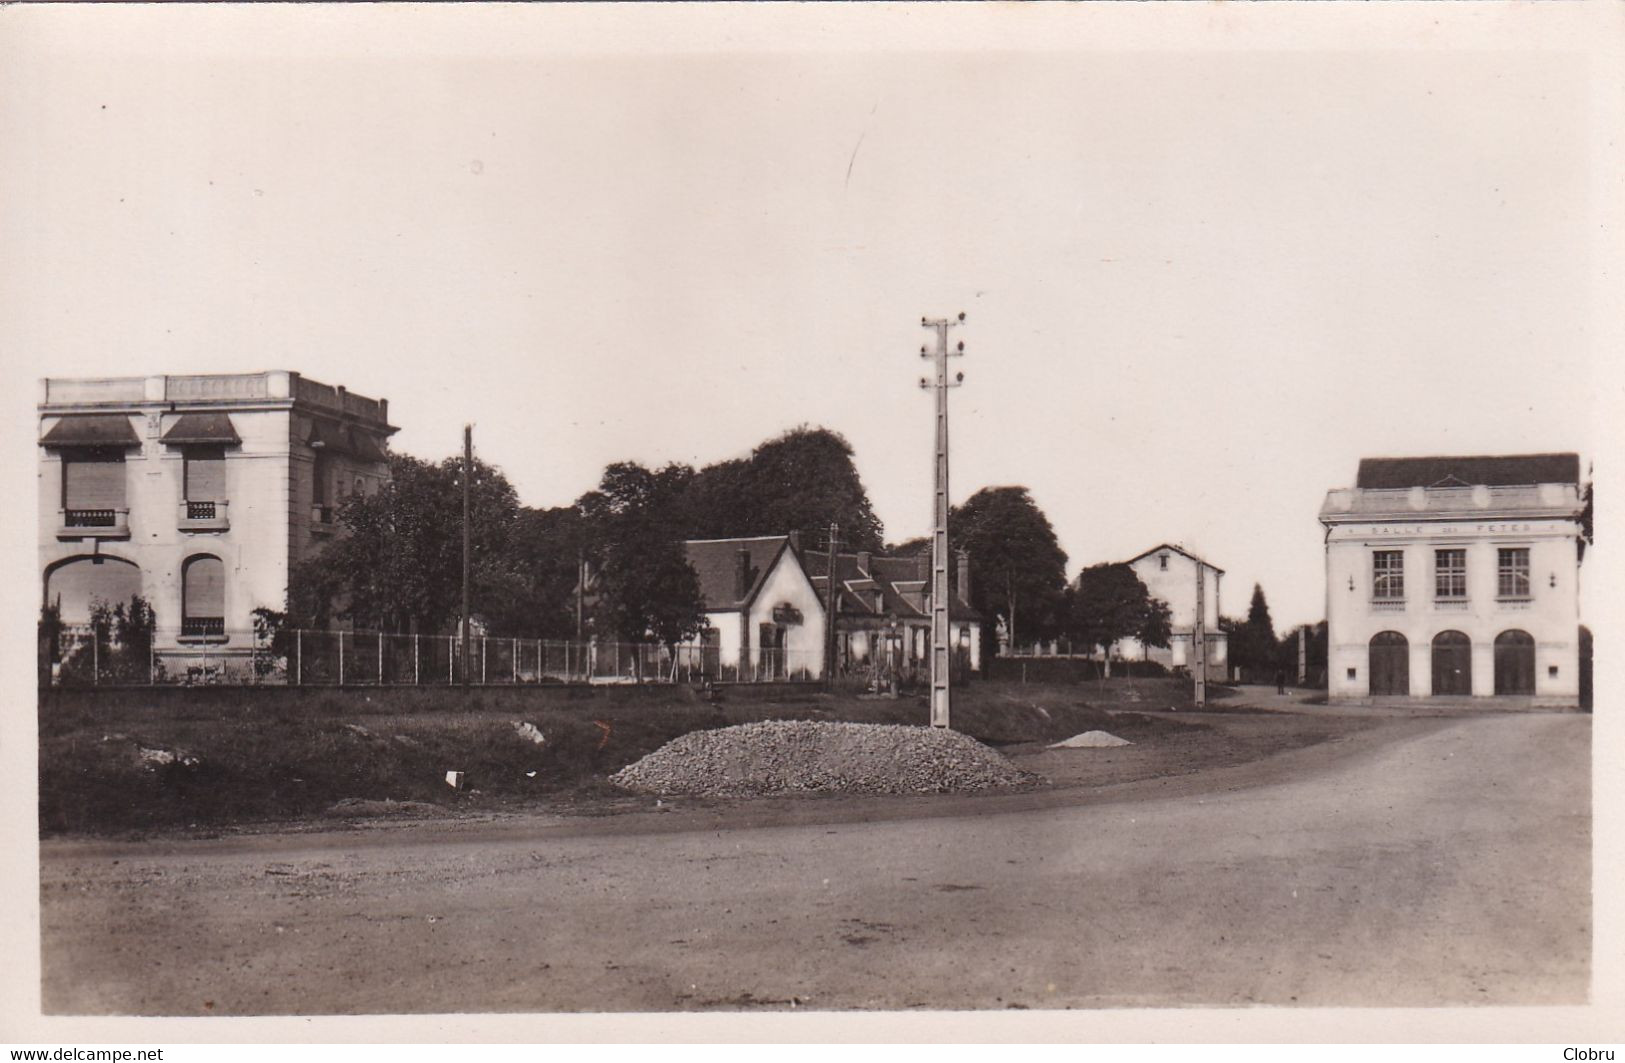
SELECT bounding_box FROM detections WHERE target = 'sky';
[3,4,1615,630]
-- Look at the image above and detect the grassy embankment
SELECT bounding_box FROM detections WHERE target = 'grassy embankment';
[38,678,1210,835]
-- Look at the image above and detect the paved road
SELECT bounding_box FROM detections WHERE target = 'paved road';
[39,712,1590,1013]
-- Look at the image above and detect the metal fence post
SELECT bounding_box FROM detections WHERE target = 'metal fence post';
[481,637,487,686]
[449,635,454,685]
[297,629,303,686]
[338,630,345,687]
[150,640,156,686]
[378,631,384,686]
[513,637,518,684]
[414,633,420,686]
[92,633,98,686]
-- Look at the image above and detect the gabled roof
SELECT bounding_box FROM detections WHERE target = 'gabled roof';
[803,550,982,623]
[682,536,795,612]
[39,414,140,448]
[1355,453,1580,490]
[160,412,240,446]
[1125,543,1225,575]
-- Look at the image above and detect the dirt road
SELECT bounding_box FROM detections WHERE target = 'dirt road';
[39,711,1590,1013]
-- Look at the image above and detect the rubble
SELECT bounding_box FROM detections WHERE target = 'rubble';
[610,720,1031,797]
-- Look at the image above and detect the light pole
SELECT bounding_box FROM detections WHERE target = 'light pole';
[920,313,966,728]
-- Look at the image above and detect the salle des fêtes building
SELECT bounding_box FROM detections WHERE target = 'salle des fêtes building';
[1319,453,1586,705]
[38,372,395,657]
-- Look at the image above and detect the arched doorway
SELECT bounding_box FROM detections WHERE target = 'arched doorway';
[1368,631,1409,695]
[43,555,143,624]
[1493,630,1535,695]
[1431,630,1472,696]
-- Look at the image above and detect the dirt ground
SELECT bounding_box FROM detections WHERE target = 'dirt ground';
[37,702,1591,1014]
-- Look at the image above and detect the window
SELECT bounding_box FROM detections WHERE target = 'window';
[1372,551,1405,600]
[183,446,226,520]
[1497,548,1531,599]
[312,452,332,522]
[1435,549,1467,599]
[181,555,225,639]
[1159,554,1169,571]
[62,449,126,526]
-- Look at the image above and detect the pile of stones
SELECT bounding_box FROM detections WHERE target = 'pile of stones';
[610,720,1032,797]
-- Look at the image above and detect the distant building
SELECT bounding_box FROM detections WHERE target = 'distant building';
[1318,453,1585,704]
[678,535,828,680]
[38,372,395,659]
[802,547,982,679]
[1108,543,1228,681]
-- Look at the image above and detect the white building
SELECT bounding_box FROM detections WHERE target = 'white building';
[678,535,828,680]
[1318,454,1585,704]
[39,372,394,661]
[1109,543,1228,681]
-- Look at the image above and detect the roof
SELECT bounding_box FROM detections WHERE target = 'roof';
[305,417,389,463]
[160,412,240,446]
[681,536,794,611]
[1355,453,1580,490]
[39,414,141,448]
[803,550,982,623]
[1125,543,1225,575]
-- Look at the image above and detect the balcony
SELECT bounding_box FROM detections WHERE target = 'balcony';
[177,499,229,533]
[1433,597,1471,611]
[179,617,227,643]
[57,508,130,540]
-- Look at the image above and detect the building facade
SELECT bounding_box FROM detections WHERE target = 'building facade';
[677,535,828,680]
[39,372,395,659]
[1108,543,1228,681]
[1319,454,1585,704]
[802,547,982,679]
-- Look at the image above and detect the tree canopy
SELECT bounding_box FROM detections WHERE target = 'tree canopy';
[952,486,1069,647]
[1068,562,1161,659]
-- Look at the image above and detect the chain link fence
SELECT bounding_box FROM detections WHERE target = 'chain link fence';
[43,626,825,687]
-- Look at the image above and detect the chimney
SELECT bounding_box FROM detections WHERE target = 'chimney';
[957,550,971,604]
[788,530,801,553]
[856,551,872,575]
[735,547,751,600]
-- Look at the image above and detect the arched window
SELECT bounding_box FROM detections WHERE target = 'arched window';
[1368,631,1409,696]
[1493,630,1535,695]
[44,555,142,624]
[1431,630,1472,696]
[182,555,225,639]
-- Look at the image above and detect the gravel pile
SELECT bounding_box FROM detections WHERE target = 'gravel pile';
[611,720,1031,797]
[1049,730,1131,749]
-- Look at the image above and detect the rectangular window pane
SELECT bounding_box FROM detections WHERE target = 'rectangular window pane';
[63,455,126,510]
[1498,548,1530,598]
[1435,549,1466,598]
[1372,550,1404,599]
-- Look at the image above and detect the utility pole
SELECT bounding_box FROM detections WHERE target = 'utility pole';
[462,423,472,693]
[823,521,840,691]
[920,312,966,729]
[1193,561,1207,708]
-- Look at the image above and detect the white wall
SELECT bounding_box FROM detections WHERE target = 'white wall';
[1130,550,1221,631]
[1325,518,1581,700]
[744,548,827,677]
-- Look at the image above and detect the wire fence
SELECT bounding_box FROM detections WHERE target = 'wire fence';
[41,626,829,687]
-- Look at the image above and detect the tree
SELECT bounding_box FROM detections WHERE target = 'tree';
[1069,563,1158,675]
[1137,596,1173,654]
[952,487,1069,650]
[579,463,706,662]
[289,451,528,635]
[1226,583,1279,679]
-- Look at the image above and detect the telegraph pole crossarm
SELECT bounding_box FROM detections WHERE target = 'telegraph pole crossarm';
[920,312,967,730]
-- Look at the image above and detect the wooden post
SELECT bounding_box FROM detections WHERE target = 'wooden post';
[378,631,384,686]
[413,633,420,686]
[338,630,345,687]
[296,629,303,686]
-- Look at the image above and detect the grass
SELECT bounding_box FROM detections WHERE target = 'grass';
[38,678,1205,835]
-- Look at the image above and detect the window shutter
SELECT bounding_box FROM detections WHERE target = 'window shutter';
[63,456,126,510]
[183,556,226,619]
[185,450,226,501]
